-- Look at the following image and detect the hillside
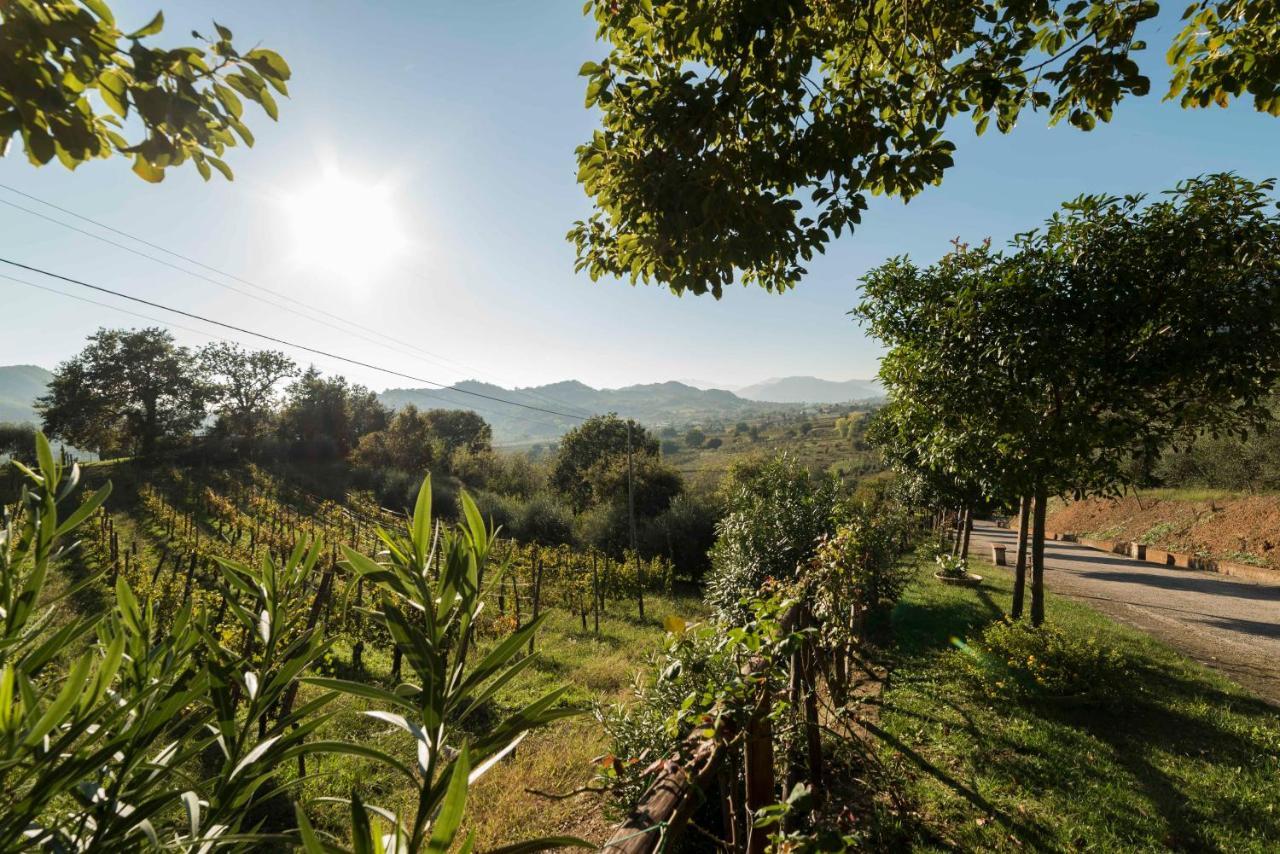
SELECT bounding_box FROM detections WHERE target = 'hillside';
[736,375,883,404]
[0,364,52,423]
[1047,490,1280,572]
[380,379,793,444]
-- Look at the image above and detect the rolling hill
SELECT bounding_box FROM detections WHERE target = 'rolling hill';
[735,375,883,404]
[0,364,52,424]
[379,379,793,444]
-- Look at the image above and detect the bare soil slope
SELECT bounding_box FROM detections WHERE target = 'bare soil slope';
[1047,492,1280,570]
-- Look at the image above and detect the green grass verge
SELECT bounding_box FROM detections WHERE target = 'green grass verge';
[877,554,1280,852]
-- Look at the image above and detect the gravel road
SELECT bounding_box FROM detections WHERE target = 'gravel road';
[968,520,1280,706]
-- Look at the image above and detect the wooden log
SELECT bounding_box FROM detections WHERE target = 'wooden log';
[602,731,727,854]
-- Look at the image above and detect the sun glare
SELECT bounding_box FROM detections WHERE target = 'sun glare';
[282,168,408,280]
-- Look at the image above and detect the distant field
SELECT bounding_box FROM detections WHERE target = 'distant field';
[659,407,884,487]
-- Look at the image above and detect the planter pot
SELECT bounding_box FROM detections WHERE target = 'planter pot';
[935,571,984,587]
[991,544,1007,566]
[1129,542,1147,560]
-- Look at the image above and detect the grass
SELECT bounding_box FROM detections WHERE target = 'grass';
[875,553,1280,852]
[296,588,707,848]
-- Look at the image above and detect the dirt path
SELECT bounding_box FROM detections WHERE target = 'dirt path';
[968,520,1280,706]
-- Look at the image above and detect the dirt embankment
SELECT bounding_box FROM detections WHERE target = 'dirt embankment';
[1046,493,1280,571]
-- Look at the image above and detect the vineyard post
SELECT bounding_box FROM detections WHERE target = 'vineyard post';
[528,545,542,655]
[744,688,776,854]
[591,552,600,634]
[626,421,643,619]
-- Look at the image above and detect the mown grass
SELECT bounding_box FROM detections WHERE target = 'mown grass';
[876,554,1280,852]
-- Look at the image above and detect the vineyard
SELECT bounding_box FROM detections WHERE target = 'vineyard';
[52,457,702,846]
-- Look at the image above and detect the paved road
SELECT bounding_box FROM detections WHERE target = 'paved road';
[968,520,1280,706]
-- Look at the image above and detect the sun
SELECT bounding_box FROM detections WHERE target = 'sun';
[282,167,408,280]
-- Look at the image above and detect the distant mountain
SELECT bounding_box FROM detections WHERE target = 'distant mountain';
[0,365,52,424]
[379,379,791,444]
[735,376,883,405]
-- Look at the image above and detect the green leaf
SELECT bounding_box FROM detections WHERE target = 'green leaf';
[132,155,165,183]
[426,745,470,854]
[81,0,115,24]
[55,482,111,537]
[128,11,164,38]
[245,48,292,82]
[35,431,55,483]
[412,475,432,568]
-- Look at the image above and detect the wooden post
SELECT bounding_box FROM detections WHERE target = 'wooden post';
[744,694,775,854]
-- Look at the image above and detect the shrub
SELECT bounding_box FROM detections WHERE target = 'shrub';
[957,619,1131,702]
[706,454,839,622]
[512,492,576,545]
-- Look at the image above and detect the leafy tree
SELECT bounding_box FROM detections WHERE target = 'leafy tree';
[858,174,1280,624]
[200,342,297,439]
[0,2,289,181]
[350,404,442,474]
[420,408,493,457]
[0,422,37,463]
[38,327,210,456]
[572,0,1278,296]
[705,436,723,450]
[683,427,705,448]
[734,421,750,436]
[552,413,659,512]
[277,367,389,459]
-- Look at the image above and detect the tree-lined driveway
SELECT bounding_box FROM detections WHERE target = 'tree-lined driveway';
[968,520,1280,705]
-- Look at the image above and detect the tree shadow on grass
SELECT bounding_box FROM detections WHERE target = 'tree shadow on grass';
[863,718,1057,852]
[891,597,996,657]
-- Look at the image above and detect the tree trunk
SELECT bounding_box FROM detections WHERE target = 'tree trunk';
[1031,484,1048,627]
[960,505,973,559]
[1012,495,1030,619]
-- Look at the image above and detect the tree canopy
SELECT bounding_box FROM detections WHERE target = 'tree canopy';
[572,0,1279,296]
[38,327,210,456]
[0,1,289,181]
[551,413,659,512]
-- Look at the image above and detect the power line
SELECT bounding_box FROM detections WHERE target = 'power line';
[0,184,597,420]
[1,270,576,438]
[0,257,589,425]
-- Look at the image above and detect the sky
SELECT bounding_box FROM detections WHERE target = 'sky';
[1,1,1277,394]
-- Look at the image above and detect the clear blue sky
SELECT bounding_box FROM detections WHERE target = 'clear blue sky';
[1,1,1276,392]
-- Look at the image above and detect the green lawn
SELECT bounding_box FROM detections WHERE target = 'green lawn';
[875,555,1280,852]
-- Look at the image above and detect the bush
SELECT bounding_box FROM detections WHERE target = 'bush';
[705,437,723,450]
[512,492,576,545]
[957,619,1131,702]
[706,455,839,622]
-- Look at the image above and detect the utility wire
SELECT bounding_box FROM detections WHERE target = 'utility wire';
[0,184,597,419]
[1,270,576,437]
[0,257,589,425]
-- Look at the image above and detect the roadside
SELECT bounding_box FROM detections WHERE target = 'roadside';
[968,520,1280,706]
[874,553,1280,851]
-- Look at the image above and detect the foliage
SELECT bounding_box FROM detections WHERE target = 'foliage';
[0,1,289,181]
[551,413,658,512]
[38,327,211,457]
[0,422,36,463]
[277,367,389,460]
[956,618,1132,702]
[311,478,588,851]
[0,435,582,850]
[201,342,298,439]
[1153,395,1280,492]
[706,454,838,621]
[571,0,1278,295]
[807,507,914,634]
[349,404,443,475]
[683,427,705,449]
[934,553,969,579]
